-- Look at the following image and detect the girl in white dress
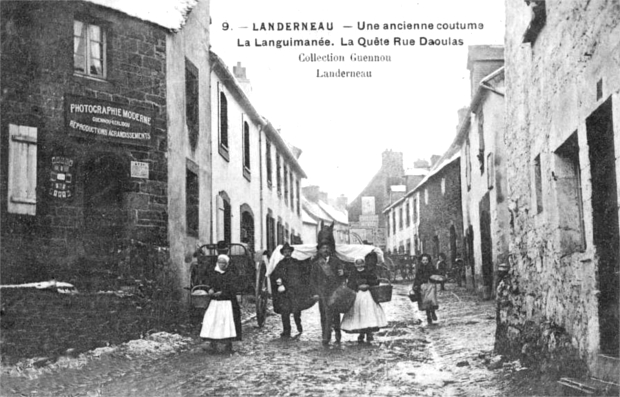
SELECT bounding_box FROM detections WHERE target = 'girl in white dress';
[341,257,388,343]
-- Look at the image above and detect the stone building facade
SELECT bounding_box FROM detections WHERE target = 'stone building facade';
[458,46,508,298]
[1,1,179,288]
[210,53,306,256]
[497,0,619,379]
[384,146,463,269]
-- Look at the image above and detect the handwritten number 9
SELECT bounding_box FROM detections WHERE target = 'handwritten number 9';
[222,22,229,31]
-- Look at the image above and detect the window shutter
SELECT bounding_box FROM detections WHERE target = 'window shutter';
[8,124,37,215]
[216,194,225,241]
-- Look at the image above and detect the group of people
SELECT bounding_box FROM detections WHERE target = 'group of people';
[198,239,447,352]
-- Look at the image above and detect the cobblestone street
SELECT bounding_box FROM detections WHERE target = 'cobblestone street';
[2,284,504,397]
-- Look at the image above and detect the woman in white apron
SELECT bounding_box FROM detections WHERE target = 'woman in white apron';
[341,257,388,343]
[200,254,242,352]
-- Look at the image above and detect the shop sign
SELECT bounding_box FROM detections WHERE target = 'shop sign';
[49,156,74,199]
[131,161,149,178]
[65,95,154,146]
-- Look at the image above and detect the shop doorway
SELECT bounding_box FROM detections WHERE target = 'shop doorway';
[83,154,127,256]
[586,97,619,357]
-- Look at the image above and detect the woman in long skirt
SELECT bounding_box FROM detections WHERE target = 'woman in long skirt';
[200,254,242,352]
[413,253,440,325]
[341,257,387,343]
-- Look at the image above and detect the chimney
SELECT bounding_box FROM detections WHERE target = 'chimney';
[381,149,405,177]
[336,195,348,210]
[302,185,320,202]
[319,191,328,203]
[233,62,252,97]
[466,46,504,98]
[290,146,303,159]
[413,159,431,170]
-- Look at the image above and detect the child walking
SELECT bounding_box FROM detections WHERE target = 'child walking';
[341,257,387,343]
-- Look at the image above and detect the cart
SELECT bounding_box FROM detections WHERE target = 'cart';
[189,242,269,327]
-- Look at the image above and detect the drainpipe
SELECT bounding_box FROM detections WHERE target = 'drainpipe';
[258,123,264,252]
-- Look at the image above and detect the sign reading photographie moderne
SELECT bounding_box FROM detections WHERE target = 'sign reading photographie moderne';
[65,95,154,146]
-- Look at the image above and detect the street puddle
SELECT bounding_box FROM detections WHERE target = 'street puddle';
[387,361,454,387]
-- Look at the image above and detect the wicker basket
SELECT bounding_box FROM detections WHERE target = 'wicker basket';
[190,285,211,309]
[370,279,392,303]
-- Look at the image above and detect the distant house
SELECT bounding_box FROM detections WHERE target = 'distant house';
[348,150,405,249]
[384,144,463,269]
[302,186,349,245]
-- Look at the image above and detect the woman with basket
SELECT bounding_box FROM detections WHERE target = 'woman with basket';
[412,253,442,325]
[199,254,242,353]
[341,256,388,343]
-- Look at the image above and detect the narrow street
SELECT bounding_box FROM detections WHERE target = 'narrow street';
[2,284,503,397]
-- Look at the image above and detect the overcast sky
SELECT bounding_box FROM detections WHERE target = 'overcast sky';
[209,0,505,201]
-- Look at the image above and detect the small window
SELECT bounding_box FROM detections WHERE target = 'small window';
[289,170,294,209]
[186,168,199,237]
[387,216,391,237]
[441,177,446,195]
[392,211,396,234]
[424,188,429,205]
[74,20,106,78]
[185,59,199,151]
[534,154,543,214]
[7,124,38,215]
[413,197,418,224]
[399,207,403,230]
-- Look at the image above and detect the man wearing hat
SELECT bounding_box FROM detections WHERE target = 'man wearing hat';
[310,238,347,346]
[270,242,314,338]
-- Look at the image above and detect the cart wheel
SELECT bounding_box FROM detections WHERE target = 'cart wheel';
[255,261,268,327]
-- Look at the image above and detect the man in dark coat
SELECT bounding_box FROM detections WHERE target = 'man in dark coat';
[270,242,314,338]
[311,240,347,346]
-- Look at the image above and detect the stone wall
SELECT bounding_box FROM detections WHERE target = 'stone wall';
[498,0,620,372]
[417,159,463,265]
[1,1,168,287]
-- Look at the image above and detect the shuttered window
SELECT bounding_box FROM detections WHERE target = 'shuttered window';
[8,124,38,215]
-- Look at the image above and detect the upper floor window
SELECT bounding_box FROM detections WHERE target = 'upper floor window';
[534,154,543,214]
[266,140,272,187]
[243,120,251,179]
[399,207,403,230]
[219,89,229,159]
[441,177,446,195]
[74,20,106,78]
[406,200,410,227]
[185,59,199,151]
[296,180,301,215]
[276,154,282,196]
[284,164,289,204]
